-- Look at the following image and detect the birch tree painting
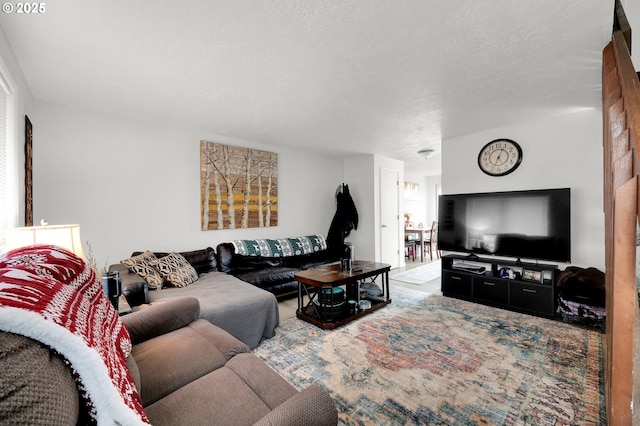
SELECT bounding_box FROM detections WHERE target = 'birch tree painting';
[200,141,278,230]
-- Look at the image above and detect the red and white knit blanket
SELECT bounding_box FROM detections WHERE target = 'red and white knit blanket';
[0,244,149,425]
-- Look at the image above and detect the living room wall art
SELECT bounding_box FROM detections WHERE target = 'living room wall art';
[200,141,278,230]
[24,115,33,226]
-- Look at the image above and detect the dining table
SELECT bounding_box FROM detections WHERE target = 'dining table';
[404,228,427,262]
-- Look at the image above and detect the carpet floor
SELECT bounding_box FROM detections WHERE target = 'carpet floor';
[253,286,604,425]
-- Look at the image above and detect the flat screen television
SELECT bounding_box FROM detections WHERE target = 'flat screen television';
[438,188,571,263]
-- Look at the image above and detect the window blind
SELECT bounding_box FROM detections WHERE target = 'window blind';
[0,72,10,250]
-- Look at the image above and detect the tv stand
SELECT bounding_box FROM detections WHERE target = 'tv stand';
[441,254,559,318]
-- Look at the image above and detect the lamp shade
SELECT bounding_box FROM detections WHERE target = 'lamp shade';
[5,224,85,259]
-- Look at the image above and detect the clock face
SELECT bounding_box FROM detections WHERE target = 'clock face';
[478,139,522,176]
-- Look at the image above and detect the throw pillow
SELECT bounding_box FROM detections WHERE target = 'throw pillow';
[151,252,198,288]
[121,251,164,290]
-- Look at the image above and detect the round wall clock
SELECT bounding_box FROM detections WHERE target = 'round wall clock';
[478,138,523,176]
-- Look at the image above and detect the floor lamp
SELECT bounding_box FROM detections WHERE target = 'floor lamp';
[4,224,120,309]
[5,223,86,259]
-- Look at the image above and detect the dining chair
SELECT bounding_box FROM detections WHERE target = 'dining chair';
[423,221,440,260]
[405,233,416,261]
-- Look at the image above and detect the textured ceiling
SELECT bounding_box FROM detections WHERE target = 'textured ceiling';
[0,0,612,176]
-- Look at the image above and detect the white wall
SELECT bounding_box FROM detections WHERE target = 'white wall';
[343,154,404,266]
[28,105,604,272]
[442,108,604,270]
[33,101,345,269]
[343,155,374,261]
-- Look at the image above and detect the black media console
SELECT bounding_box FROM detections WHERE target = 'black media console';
[441,254,560,318]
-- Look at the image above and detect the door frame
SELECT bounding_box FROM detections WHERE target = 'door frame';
[379,167,401,268]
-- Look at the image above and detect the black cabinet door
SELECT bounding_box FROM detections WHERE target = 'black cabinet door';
[442,271,472,298]
[510,281,554,316]
[473,276,508,305]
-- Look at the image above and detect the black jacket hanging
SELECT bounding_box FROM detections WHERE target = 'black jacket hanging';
[326,184,358,257]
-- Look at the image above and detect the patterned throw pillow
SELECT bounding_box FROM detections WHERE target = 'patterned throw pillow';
[121,251,164,290]
[151,252,198,288]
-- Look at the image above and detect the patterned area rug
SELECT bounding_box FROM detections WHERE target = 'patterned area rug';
[254,286,604,425]
[391,260,441,285]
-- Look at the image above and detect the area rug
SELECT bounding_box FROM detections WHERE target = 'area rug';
[253,286,604,425]
[391,260,441,284]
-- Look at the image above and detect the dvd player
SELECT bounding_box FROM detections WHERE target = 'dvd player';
[452,264,486,274]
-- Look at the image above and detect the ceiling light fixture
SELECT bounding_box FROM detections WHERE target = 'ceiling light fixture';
[417,149,436,160]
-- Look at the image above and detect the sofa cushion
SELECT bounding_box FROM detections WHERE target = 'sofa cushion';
[147,272,279,349]
[217,240,337,273]
[216,239,339,299]
[217,243,285,273]
[132,318,250,407]
[234,254,284,269]
[126,355,141,395]
[233,267,299,290]
[216,242,237,273]
[283,250,338,269]
[152,252,199,288]
[130,248,217,276]
[144,365,271,426]
[122,251,164,290]
[179,247,217,274]
[121,297,201,345]
[253,384,339,426]
[225,353,298,409]
[143,353,298,426]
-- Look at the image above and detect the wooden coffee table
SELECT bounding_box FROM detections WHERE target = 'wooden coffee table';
[295,260,391,329]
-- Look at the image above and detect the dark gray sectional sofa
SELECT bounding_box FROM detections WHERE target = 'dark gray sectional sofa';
[110,247,279,350]
[216,235,340,298]
[110,234,340,348]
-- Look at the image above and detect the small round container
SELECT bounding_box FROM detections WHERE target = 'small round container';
[359,300,372,310]
[347,299,358,315]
